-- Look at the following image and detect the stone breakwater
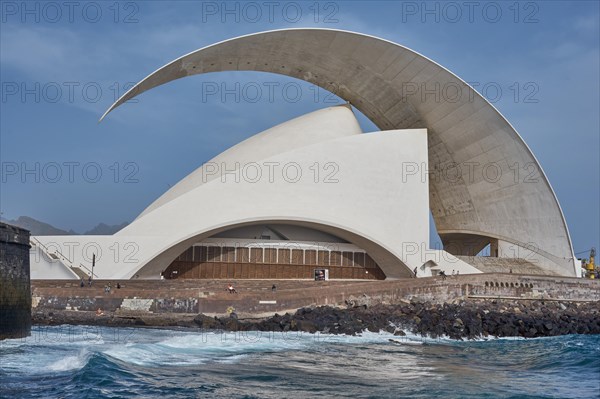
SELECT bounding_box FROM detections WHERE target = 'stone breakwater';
[0,223,31,340]
[33,299,600,340]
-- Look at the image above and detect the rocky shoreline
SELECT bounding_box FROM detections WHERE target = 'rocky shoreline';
[32,299,600,340]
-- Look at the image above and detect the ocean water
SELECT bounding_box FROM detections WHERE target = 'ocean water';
[1,325,599,399]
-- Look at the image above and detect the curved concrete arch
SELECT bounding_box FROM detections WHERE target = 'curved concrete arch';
[101,28,575,276]
[112,124,432,279]
[33,106,441,281]
[128,218,414,279]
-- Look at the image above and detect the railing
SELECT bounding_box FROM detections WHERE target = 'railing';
[75,262,97,278]
[30,236,98,278]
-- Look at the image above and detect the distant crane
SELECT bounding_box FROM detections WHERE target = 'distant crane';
[582,248,596,279]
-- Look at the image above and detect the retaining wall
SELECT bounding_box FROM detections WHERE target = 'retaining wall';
[31,274,600,317]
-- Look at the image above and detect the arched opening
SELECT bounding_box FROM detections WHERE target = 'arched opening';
[440,233,496,257]
[162,223,385,280]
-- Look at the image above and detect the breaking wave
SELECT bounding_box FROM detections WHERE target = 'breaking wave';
[1,325,598,398]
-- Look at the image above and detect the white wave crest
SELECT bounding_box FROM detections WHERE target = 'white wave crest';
[48,351,89,372]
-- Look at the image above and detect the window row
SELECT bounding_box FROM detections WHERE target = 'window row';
[176,246,378,268]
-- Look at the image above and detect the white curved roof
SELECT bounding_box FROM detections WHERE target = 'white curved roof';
[102,28,576,276]
[136,105,361,219]
[36,107,436,279]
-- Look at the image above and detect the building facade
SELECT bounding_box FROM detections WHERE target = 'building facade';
[30,29,577,280]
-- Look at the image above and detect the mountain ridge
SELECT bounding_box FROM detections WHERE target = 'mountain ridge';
[0,216,129,236]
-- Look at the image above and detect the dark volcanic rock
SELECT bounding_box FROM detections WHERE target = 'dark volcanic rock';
[193,314,222,329]
[32,299,600,340]
[246,300,600,340]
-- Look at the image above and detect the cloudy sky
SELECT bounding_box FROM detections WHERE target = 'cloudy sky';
[1,1,598,254]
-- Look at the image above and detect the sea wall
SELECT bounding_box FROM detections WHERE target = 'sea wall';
[31,274,600,318]
[0,223,31,339]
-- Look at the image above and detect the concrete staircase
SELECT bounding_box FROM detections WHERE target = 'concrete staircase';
[457,256,558,275]
[30,237,95,279]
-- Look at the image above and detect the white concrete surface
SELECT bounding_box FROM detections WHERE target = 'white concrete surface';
[100,29,576,276]
[29,244,79,280]
[137,105,362,219]
[32,108,431,279]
